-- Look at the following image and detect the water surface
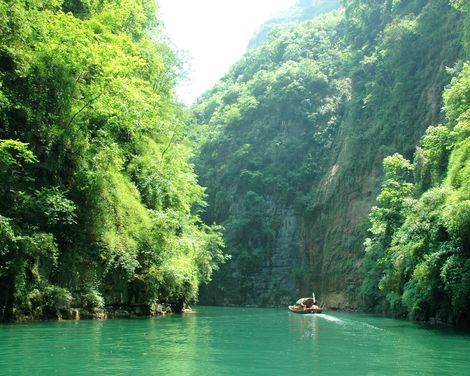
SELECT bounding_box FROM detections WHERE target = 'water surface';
[1,306,469,375]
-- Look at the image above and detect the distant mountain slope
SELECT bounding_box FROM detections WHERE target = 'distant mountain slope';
[247,0,340,50]
[192,0,467,315]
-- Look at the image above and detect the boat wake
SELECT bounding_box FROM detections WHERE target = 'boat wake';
[315,314,384,331]
[315,314,344,324]
[357,321,385,331]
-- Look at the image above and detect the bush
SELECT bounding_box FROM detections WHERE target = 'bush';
[43,286,73,318]
[81,288,105,310]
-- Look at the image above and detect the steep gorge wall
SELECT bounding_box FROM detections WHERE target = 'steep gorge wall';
[195,0,466,308]
[309,1,465,308]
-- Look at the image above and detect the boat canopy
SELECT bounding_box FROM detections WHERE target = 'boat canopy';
[295,297,314,305]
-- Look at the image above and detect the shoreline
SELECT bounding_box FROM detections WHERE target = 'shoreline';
[1,304,463,328]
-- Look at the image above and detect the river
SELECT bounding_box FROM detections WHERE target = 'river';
[1,306,469,375]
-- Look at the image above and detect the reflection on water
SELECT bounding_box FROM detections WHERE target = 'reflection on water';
[0,307,469,375]
[288,313,321,340]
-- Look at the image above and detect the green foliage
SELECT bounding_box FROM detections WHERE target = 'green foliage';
[0,216,17,278]
[414,126,453,192]
[362,62,470,325]
[247,0,340,50]
[192,12,351,304]
[0,140,37,169]
[0,0,224,320]
[441,255,470,318]
[361,154,415,308]
[193,0,465,308]
[449,0,470,55]
[81,287,105,310]
[42,285,73,317]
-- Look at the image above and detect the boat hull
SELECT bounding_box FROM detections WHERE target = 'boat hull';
[288,305,322,314]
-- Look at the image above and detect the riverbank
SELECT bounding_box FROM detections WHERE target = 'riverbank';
[7,303,179,323]
[4,302,463,329]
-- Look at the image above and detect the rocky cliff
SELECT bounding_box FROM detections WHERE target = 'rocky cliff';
[194,0,466,308]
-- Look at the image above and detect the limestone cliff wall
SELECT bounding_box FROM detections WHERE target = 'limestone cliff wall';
[197,0,465,308]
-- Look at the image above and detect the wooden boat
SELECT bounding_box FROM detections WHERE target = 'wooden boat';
[288,305,322,314]
[288,296,322,314]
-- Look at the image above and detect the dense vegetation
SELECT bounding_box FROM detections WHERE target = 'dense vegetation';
[194,11,349,305]
[0,0,224,322]
[0,0,468,326]
[247,0,340,50]
[361,63,470,325]
[193,0,468,315]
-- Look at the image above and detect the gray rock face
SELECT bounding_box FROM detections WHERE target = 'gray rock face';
[200,204,307,307]
[197,0,464,310]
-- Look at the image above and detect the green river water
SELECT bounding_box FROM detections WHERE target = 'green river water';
[1,306,469,375]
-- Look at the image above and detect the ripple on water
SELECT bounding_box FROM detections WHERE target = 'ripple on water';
[0,308,469,376]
